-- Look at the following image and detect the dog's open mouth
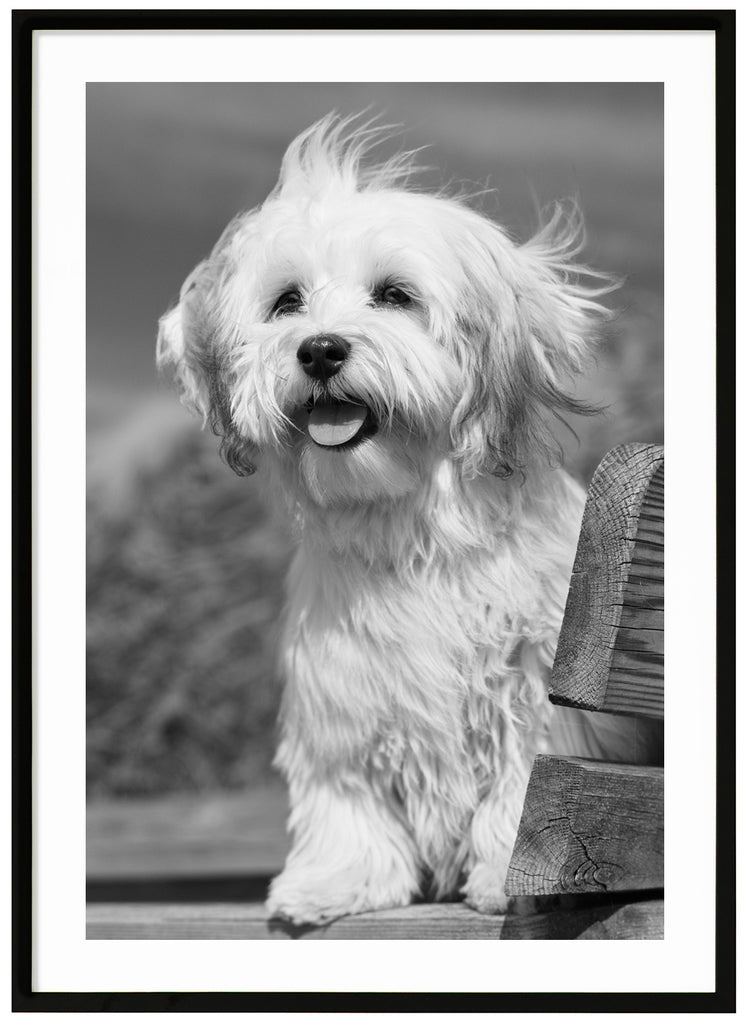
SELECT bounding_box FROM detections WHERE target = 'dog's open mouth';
[305,398,377,450]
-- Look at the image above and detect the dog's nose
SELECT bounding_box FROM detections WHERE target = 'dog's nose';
[296,335,350,381]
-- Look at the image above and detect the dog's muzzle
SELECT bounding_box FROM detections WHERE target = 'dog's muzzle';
[297,334,375,449]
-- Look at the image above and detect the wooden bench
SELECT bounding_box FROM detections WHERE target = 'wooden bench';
[505,443,664,935]
[87,443,664,939]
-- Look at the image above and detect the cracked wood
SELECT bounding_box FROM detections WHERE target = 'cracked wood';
[550,443,664,718]
[505,755,663,896]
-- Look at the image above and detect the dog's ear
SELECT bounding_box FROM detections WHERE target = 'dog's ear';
[156,260,215,422]
[449,201,615,477]
[157,257,258,477]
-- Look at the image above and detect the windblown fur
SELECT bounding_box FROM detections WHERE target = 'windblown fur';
[158,114,658,923]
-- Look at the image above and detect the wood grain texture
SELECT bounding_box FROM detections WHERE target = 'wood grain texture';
[86,898,663,940]
[505,755,663,896]
[498,898,663,940]
[87,786,289,879]
[550,443,664,719]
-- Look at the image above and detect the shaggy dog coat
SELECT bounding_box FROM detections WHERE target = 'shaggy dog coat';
[158,116,659,924]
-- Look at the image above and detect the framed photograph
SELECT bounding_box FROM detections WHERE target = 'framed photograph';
[14,7,735,1012]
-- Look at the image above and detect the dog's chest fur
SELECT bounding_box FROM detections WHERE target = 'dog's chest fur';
[274,462,584,867]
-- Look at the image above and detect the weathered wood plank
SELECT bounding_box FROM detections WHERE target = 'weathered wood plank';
[87,786,289,879]
[499,898,663,940]
[86,898,663,940]
[505,755,663,896]
[550,443,664,719]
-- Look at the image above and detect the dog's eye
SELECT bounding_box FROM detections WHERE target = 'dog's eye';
[270,290,303,318]
[375,284,412,308]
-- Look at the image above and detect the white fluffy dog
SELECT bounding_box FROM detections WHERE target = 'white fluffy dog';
[158,115,651,924]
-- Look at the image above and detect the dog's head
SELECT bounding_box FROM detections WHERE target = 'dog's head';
[158,114,614,507]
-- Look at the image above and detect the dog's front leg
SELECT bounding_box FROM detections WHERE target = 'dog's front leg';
[267,776,421,926]
[462,764,531,915]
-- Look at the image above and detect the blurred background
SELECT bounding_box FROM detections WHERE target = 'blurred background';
[87,83,663,852]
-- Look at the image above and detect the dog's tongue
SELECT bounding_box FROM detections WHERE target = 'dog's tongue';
[307,400,367,447]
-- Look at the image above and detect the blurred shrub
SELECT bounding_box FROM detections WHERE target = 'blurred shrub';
[87,402,292,796]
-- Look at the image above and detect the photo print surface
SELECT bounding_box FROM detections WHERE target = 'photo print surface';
[87,82,663,937]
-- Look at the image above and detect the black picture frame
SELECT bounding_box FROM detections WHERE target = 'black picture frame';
[13,7,736,1013]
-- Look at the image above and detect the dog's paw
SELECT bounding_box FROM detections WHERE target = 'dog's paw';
[462,862,510,915]
[266,869,414,926]
[266,879,360,926]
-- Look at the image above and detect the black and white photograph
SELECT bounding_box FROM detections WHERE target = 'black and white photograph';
[15,10,735,1010]
[86,81,666,940]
